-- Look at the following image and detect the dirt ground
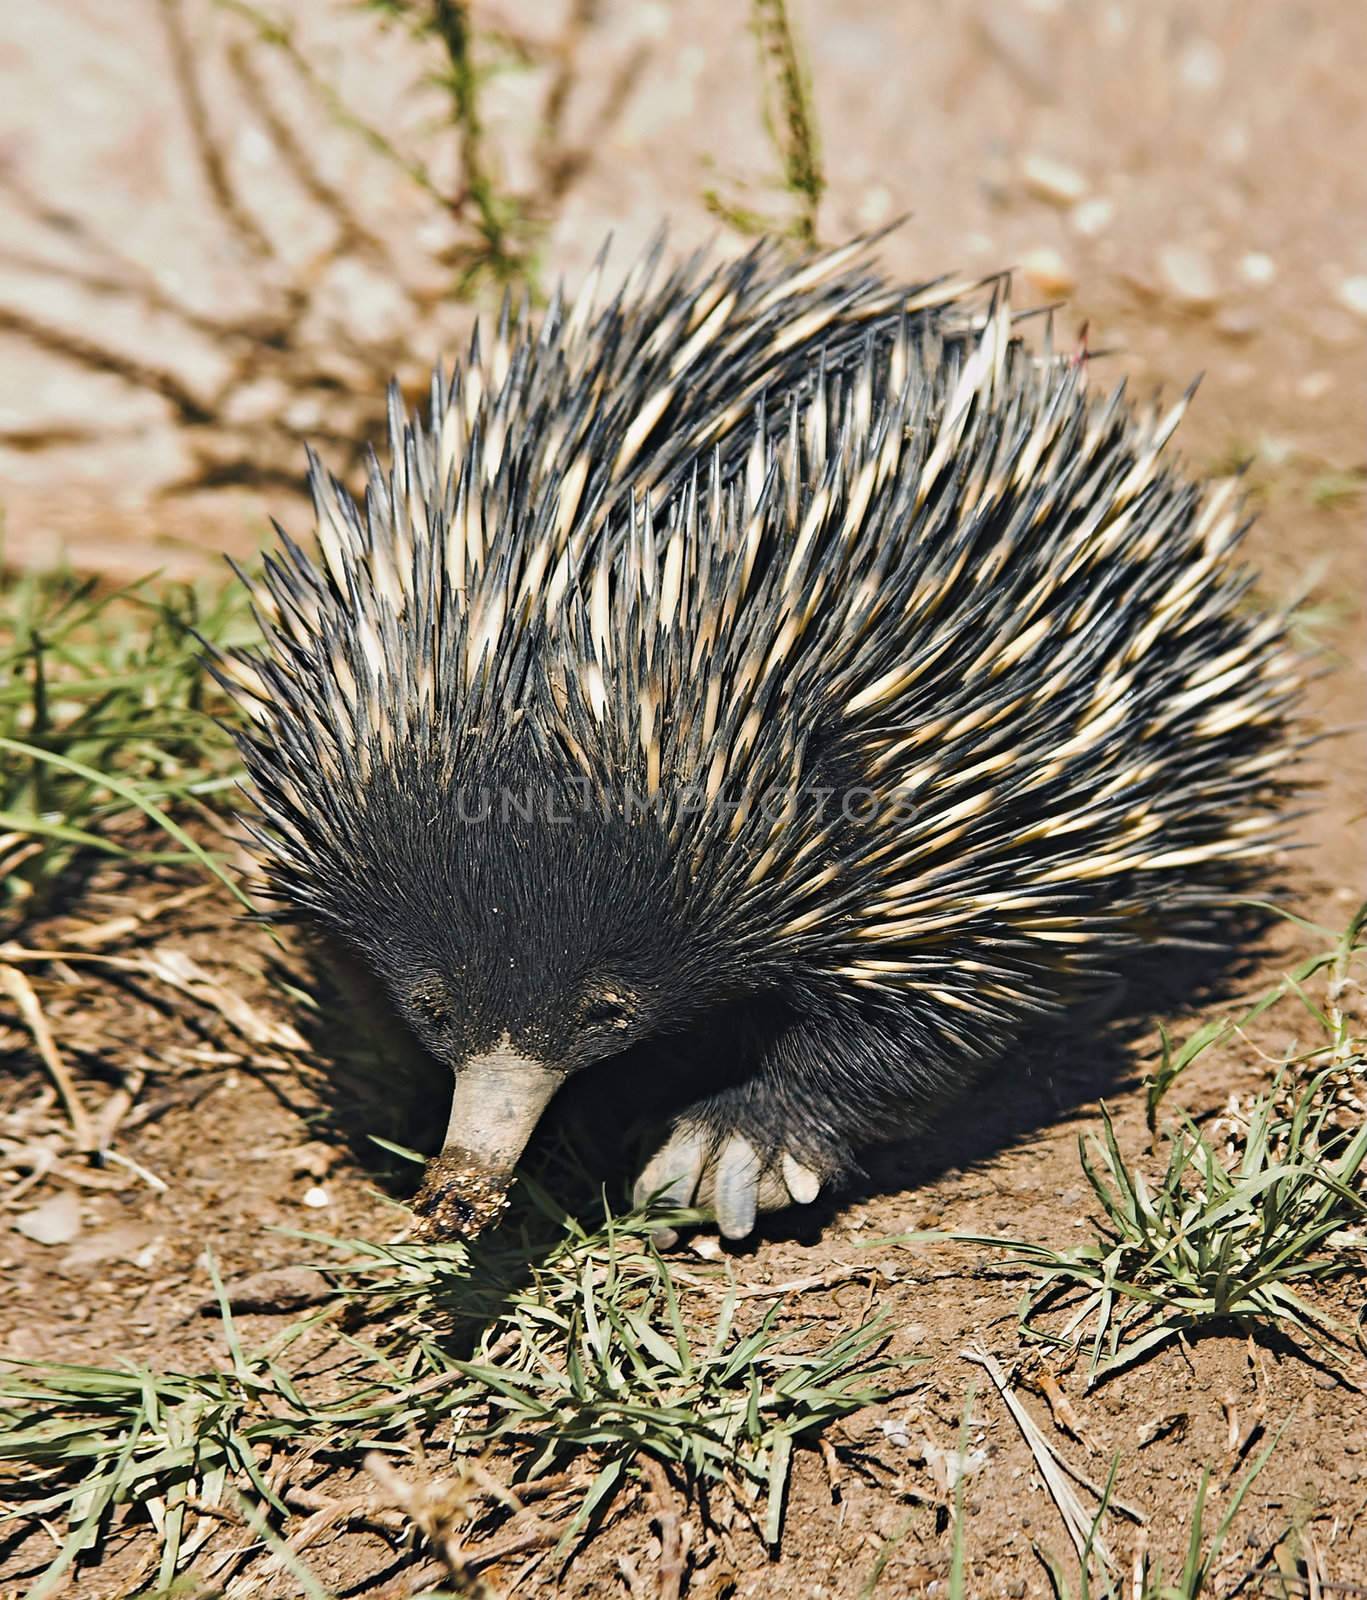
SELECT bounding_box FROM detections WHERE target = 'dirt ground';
[2,1,1366,1596]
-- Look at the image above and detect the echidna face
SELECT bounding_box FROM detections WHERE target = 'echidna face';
[303,754,717,1221]
[317,774,713,1234]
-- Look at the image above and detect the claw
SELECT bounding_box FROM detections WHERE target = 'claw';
[636,1123,826,1246]
[781,1151,822,1205]
[633,1126,706,1208]
[714,1132,760,1239]
[634,1126,707,1247]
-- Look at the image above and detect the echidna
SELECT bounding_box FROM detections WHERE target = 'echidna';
[214,237,1299,1242]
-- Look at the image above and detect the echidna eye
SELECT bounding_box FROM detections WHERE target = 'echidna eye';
[578,988,633,1031]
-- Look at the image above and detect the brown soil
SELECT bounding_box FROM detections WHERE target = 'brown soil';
[2,1,1366,1596]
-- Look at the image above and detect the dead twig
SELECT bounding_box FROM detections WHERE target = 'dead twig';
[213,0,447,204]
[226,38,393,267]
[534,3,650,210]
[90,1068,146,1154]
[0,963,94,1151]
[363,1450,562,1579]
[817,1435,843,1502]
[65,883,219,950]
[0,304,214,426]
[716,1264,879,1299]
[962,1343,1145,1576]
[269,1489,403,1569]
[1032,1369,1098,1454]
[1,0,647,503]
[641,1456,686,1600]
[0,941,310,1051]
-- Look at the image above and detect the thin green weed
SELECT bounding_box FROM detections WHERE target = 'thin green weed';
[0,1186,909,1592]
[0,563,257,925]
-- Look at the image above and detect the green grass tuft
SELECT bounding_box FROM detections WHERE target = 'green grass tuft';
[316,1178,907,1546]
[707,0,827,247]
[1006,1075,1367,1382]
[0,1187,909,1591]
[1308,468,1366,509]
[751,0,826,246]
[1035,1431,1281,1599]
[949,909,1367,1384]
[0,561,257,927]
[353,0,542,290]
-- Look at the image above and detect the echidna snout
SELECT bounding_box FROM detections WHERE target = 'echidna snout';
[408,1044,561,1239]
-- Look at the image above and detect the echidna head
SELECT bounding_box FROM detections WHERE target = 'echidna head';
[313,751,714,1235]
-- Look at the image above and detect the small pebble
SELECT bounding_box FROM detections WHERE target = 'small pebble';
[856,184,894,230]
[1119,267,1160,301]
[974,8,1054,97]
[1178,38,1223,92]
[199,1265,334,1316]
[224,378,292,429]
[285,396,325,432]
[416,215,460,255]
[1070,197,1115,238]
[1310,310,1359,348]
[1336,276,1367,321]
[238,125,273,169]
[1297,372,1334,401]
[878,1416,912,1449]
[14,1192,81,1246]
[1021,154,1088,206]
[301,1185,330,1209]
[1214,307,1258,341]
[291,1141,339,1180]
[1218,124,1251,164]
[1239,252,1277,287]
[1156,244,1218,311]
[925,1440,989,1487]
[62,1223,160,1268]
[632,3,670,41]
[1020,247,1075,296]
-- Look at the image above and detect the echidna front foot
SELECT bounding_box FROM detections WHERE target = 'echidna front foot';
[633,1115,831,1244]
[634,1003,936,1242]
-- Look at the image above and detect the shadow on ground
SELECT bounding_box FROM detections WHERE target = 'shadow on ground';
[282,910,1273,1252]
